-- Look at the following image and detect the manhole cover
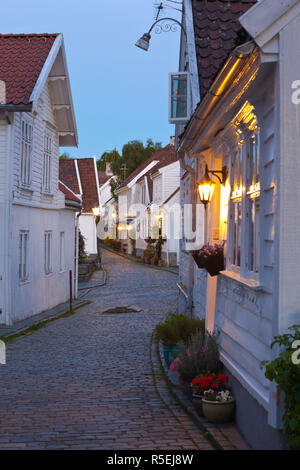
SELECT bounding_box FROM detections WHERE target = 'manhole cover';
[101,306,142,314]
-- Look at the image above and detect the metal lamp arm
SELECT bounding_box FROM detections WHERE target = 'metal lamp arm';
[147,17,186,36]
[208,166,228,185]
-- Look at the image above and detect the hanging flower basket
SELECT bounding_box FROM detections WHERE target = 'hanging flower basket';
[192,243,224,277]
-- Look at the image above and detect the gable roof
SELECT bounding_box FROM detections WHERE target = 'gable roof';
[0,33,58,105]
[0,33,78,146]
[117,144,176,191]
[59,158,100,214]
[59,180,82,208]
[192,0,257,99]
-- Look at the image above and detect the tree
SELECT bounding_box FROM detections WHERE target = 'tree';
[96,139,162,199]
[97,149,120,171]
[59,152,71,160]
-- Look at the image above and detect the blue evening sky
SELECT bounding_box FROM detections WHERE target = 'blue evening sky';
[1,0,181,158]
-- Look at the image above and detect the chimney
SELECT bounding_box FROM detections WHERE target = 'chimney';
[106,162,113,176]
[170,136,175,146]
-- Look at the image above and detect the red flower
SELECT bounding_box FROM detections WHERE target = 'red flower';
[212,382,220,390]
[217,374,228,384]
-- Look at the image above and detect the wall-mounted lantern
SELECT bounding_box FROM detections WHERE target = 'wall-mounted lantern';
[198,164,228,206]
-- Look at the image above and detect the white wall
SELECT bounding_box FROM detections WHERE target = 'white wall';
[79,213,97,255]
[11,205,76,323]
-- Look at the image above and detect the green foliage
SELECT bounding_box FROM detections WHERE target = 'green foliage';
[261,325,300,449]
[59,152,70,160]
[176,330,220,383]
[155,313,206,347]
[144,244,156,261]
[78,230,86,263]
[96,139,162,181]
[97,149,120,171]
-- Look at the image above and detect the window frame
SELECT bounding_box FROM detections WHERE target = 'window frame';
[19,117,33,188]
[44,231,53,275]
[42,131,52,194]
[227,130,261,281]
[168,72,191,124]
[19,231,29,282]
[59,231,65,273]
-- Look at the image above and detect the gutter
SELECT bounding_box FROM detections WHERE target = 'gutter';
[65,200,82,210]
[178,41,256,152]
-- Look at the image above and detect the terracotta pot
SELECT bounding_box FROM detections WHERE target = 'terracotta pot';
[202,399,235,424]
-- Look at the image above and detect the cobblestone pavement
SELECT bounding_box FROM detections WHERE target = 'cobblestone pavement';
[0,249,214,450]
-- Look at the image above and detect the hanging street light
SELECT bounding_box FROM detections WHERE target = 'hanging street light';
[135,17,186,51]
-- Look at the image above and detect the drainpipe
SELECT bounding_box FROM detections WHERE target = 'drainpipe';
[178,150,196,317]
[3,113,13,325]
[74,211,81,299]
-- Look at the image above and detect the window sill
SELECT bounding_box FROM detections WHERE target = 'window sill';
[59,269,67,274]
[44,272,53,278]
[41,190,54,197]
[19,279,30,286]
[219,270,263,291]
[18,185,34,194]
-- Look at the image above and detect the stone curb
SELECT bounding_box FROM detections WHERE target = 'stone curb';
[156,339,249,451]
[100,244,179,276]
[0,299,92,342]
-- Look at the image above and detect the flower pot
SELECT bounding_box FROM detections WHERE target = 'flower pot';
[205,253,224,277]
[192,251,205,269]
[202,399,235,424]
[192,394,204,417]
[163,344,180,369]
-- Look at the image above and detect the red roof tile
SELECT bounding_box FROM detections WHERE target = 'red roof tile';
[59,158,100,213]
[0,33,58,105]
[59,159,80,194]
[59,181,81,204]
[192,0,257,98]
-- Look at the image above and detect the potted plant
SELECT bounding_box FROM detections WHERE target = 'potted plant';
[202,385,235,424]
[192,243,224,276]
[155,314,205,369]
[175,330,220,384]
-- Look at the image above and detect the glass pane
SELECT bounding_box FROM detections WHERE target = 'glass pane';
[171,75,187,119]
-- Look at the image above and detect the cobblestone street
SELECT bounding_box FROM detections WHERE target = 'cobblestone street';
[0,249,214,450]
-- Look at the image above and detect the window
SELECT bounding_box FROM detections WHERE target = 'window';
[20,120,33,187]
[169,72,190,123]
[44,231,52,275]
[43,134,52,192]
[246,133,260,274]
[228,126,260,278]
[141,184,146,205]
[19,231,29,281]
[59,232,65,272]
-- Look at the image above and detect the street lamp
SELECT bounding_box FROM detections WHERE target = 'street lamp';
[135,17,186,51]
[198,164,228,243]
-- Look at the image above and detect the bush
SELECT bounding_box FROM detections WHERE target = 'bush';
[176,330,220,383]
[155,313,205,347]
[144,244,156,261]
[261,325,300,449]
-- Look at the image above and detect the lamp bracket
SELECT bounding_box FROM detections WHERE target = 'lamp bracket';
[208,166,228,186]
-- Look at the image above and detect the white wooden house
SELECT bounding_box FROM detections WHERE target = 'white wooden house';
[171,0,300,449]
[59,157,101,255]
[114,143,180,265]
[0,33,80,325]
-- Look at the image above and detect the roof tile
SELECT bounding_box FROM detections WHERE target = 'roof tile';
[0,33,58,105]
[191,0,257,98]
